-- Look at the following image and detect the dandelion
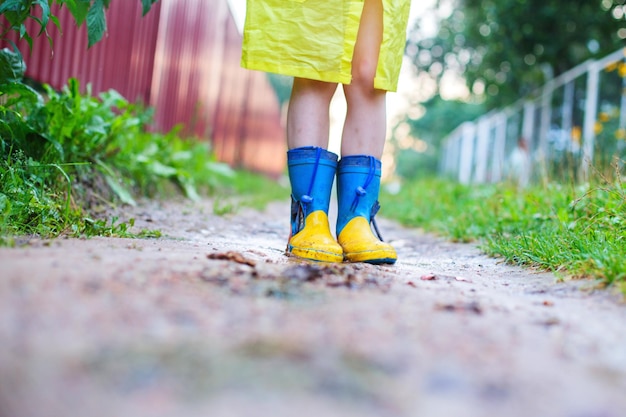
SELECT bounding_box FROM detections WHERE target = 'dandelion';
[594,121,604,135]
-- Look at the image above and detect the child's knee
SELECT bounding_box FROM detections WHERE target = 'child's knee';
[293,77,337,99]
[350,59,378,93]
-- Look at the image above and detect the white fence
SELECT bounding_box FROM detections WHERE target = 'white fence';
[440,48,626,184]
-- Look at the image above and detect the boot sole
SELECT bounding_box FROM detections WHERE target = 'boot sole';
[288,245,344,263]
[344,249,397,265]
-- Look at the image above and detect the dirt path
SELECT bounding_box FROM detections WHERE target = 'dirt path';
[1,198,625,417]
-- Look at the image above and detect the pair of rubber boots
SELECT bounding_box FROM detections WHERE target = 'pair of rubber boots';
[287,146,397,264]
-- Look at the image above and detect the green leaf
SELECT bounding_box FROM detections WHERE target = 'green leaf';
[0,0,24,14]
[64,0,91,26]
[148,161,178,177]
[96,160,137,206]
[50,14,61,31]
[33,0,51,35]
[206,161,235,178]
[40,133,66,161]
[86,0,107,47]
[103,174,136,206]
[181,180,200,201]
[22,31,33,51]
[0,81,44,106]
[0,48,26,85]
[68,77,80,98]
[0,119,15,143]
[141,0,159,16]
[0,193,10,218]
[171,150,192,162]
[99,89,127,108]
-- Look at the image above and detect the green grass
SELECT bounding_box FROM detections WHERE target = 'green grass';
[218,169,289,212]
[381,176,626,291]
[0,77,288,245]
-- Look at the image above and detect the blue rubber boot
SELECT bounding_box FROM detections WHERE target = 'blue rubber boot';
[287,146,343,263]
[336,155,397,264]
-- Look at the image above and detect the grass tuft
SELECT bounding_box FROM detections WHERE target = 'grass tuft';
[382,174,626,288]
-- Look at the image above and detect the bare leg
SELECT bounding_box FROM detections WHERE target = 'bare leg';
[285,78,343,263]
[287,78,338,150]
[341,0,386,159]
[335,0,396,264]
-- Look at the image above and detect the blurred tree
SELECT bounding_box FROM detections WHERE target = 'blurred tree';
[392,94,485,179]
[406,0,626,109]
[404,94,485,147]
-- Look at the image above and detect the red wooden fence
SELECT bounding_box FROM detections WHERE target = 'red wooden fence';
[2,0,286,177]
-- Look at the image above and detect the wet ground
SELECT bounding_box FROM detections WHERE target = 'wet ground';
[1,198,625,417]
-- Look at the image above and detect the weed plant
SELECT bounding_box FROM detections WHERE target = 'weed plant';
[0,2,287,245]
[0,71,286,245]
[382,173,626,291]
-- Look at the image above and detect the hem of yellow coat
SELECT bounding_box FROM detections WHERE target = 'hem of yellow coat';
[241,61,398,93]
[374,76,397,93]
[241,59,352,85]
[240,0,408,94]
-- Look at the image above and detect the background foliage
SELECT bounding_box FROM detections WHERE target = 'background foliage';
[395,0,626,180]
[0,0,159,47]
[0,0,288,244]
[406,0,625,109]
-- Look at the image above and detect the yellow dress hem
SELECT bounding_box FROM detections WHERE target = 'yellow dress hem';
[241,0,409,93]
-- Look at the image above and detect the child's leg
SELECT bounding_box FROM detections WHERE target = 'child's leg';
[336,0,397,264]
[341,0,386,158]
[285,78,343,263]
[287,78,338,150]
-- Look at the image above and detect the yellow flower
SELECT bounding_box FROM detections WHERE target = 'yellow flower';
[606,62,618,72]
[594,121,603,135]
[619,63,626,78]
[615,129,626,141]
[571,126,582,143]
[599,112,611,122]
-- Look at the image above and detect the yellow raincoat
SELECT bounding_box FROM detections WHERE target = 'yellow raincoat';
[241,0,411,92]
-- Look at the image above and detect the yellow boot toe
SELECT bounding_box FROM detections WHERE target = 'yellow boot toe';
[288,211,343,263]
[337,217,397,264]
